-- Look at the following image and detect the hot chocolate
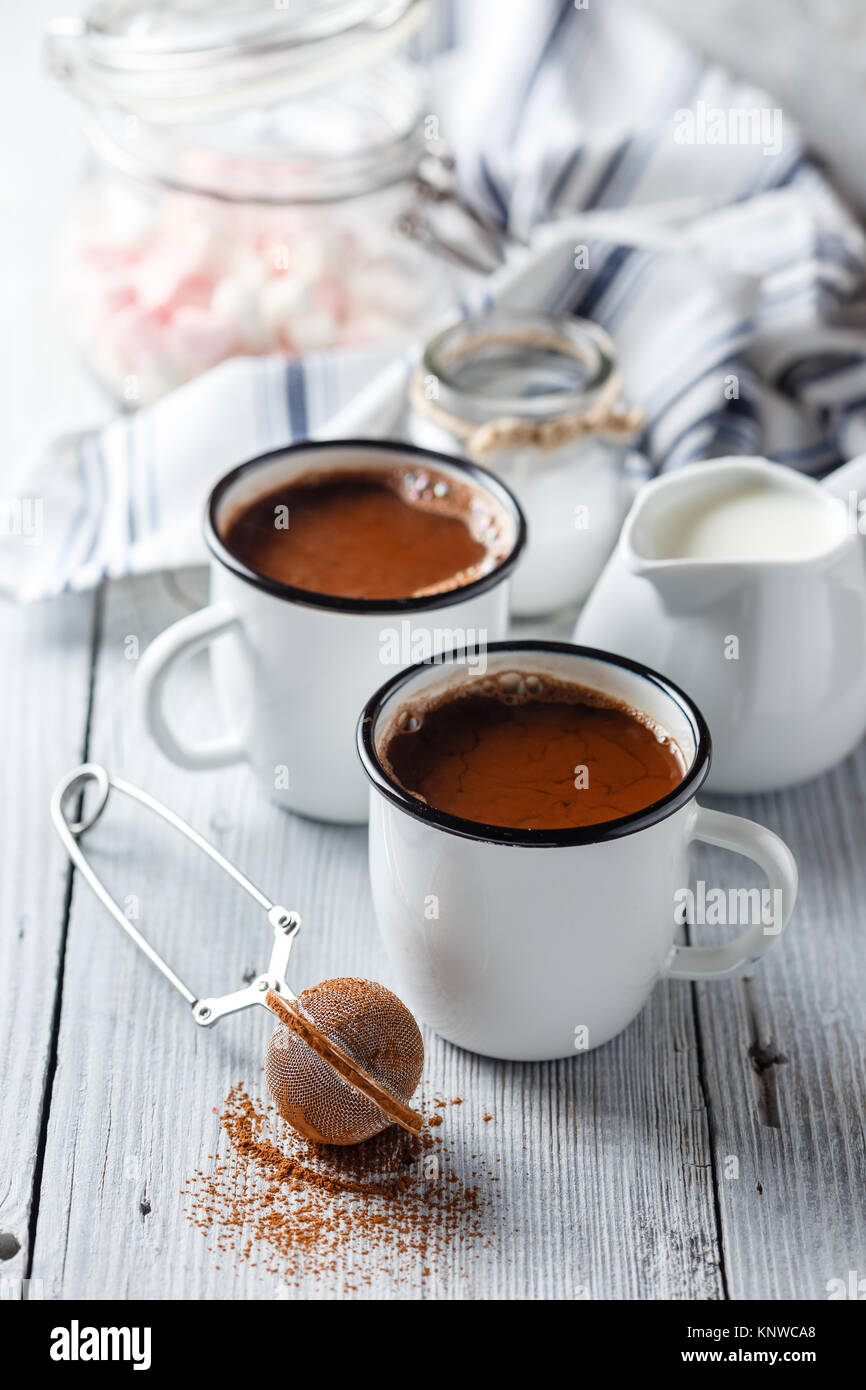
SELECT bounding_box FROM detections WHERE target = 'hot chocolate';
[223,466,505,600]
[382,672,686,830]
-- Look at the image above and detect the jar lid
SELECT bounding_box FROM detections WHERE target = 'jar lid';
[46,0,430,200]
[47,0,429,119]
[412,311,645,461]
[423,312,619,423]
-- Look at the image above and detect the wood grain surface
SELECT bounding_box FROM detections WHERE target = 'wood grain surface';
[2,572,863,1299]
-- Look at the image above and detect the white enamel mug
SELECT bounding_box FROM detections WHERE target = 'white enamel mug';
[136,441,526,824]
[358,642,798,1059]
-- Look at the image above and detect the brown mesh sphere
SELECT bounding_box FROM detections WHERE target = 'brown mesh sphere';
[264,978,424,1145]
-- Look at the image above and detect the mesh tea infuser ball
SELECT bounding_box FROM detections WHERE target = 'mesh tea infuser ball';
[51,764,425,1146]
[265,981,424,1144]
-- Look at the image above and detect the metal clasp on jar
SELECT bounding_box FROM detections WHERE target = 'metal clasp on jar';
[397,144,515,275]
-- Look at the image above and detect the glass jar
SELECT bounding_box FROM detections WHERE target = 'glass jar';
[408,311,644,618]
[46,0,481,405]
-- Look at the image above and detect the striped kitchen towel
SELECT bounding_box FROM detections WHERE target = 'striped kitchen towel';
[4,0,866,602]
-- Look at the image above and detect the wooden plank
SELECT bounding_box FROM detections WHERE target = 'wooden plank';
[0,590,96,1296]
[692,756,866,1300]
[31,572,724,1299]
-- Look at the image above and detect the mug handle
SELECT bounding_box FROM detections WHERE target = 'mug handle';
[665,806,798,981]
[137,602,246,770]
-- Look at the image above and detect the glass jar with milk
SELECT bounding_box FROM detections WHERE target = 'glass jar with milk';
[408,311,644,617]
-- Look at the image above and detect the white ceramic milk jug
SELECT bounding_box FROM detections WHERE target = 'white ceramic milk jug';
[575,456,866,794]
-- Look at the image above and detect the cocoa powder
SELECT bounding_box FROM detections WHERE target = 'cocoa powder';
[183,1085,497,1289]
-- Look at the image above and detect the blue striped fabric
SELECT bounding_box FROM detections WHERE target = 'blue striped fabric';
[3,0,866,601]
[436,1,866,473]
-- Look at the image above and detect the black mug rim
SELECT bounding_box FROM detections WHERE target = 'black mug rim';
[357,641,712,847]
[203,438,527,614]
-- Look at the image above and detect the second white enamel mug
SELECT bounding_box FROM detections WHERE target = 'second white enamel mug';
[358,642,798,1060]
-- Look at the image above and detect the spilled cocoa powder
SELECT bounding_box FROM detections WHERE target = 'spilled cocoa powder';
[183,1085,498,1289]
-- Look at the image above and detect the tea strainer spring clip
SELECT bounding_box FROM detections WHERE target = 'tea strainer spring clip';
[50,763,425,1145]
[51,763,301,1026]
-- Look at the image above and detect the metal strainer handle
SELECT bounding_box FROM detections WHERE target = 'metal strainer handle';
[50,763,301,1026]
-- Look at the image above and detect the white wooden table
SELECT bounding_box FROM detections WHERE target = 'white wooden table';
[2,567,864,1301]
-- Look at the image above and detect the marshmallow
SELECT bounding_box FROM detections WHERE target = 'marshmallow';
[288,306,339,353]
[211,274,277,352]
[65,182,442,402]
[166,305,238,373]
